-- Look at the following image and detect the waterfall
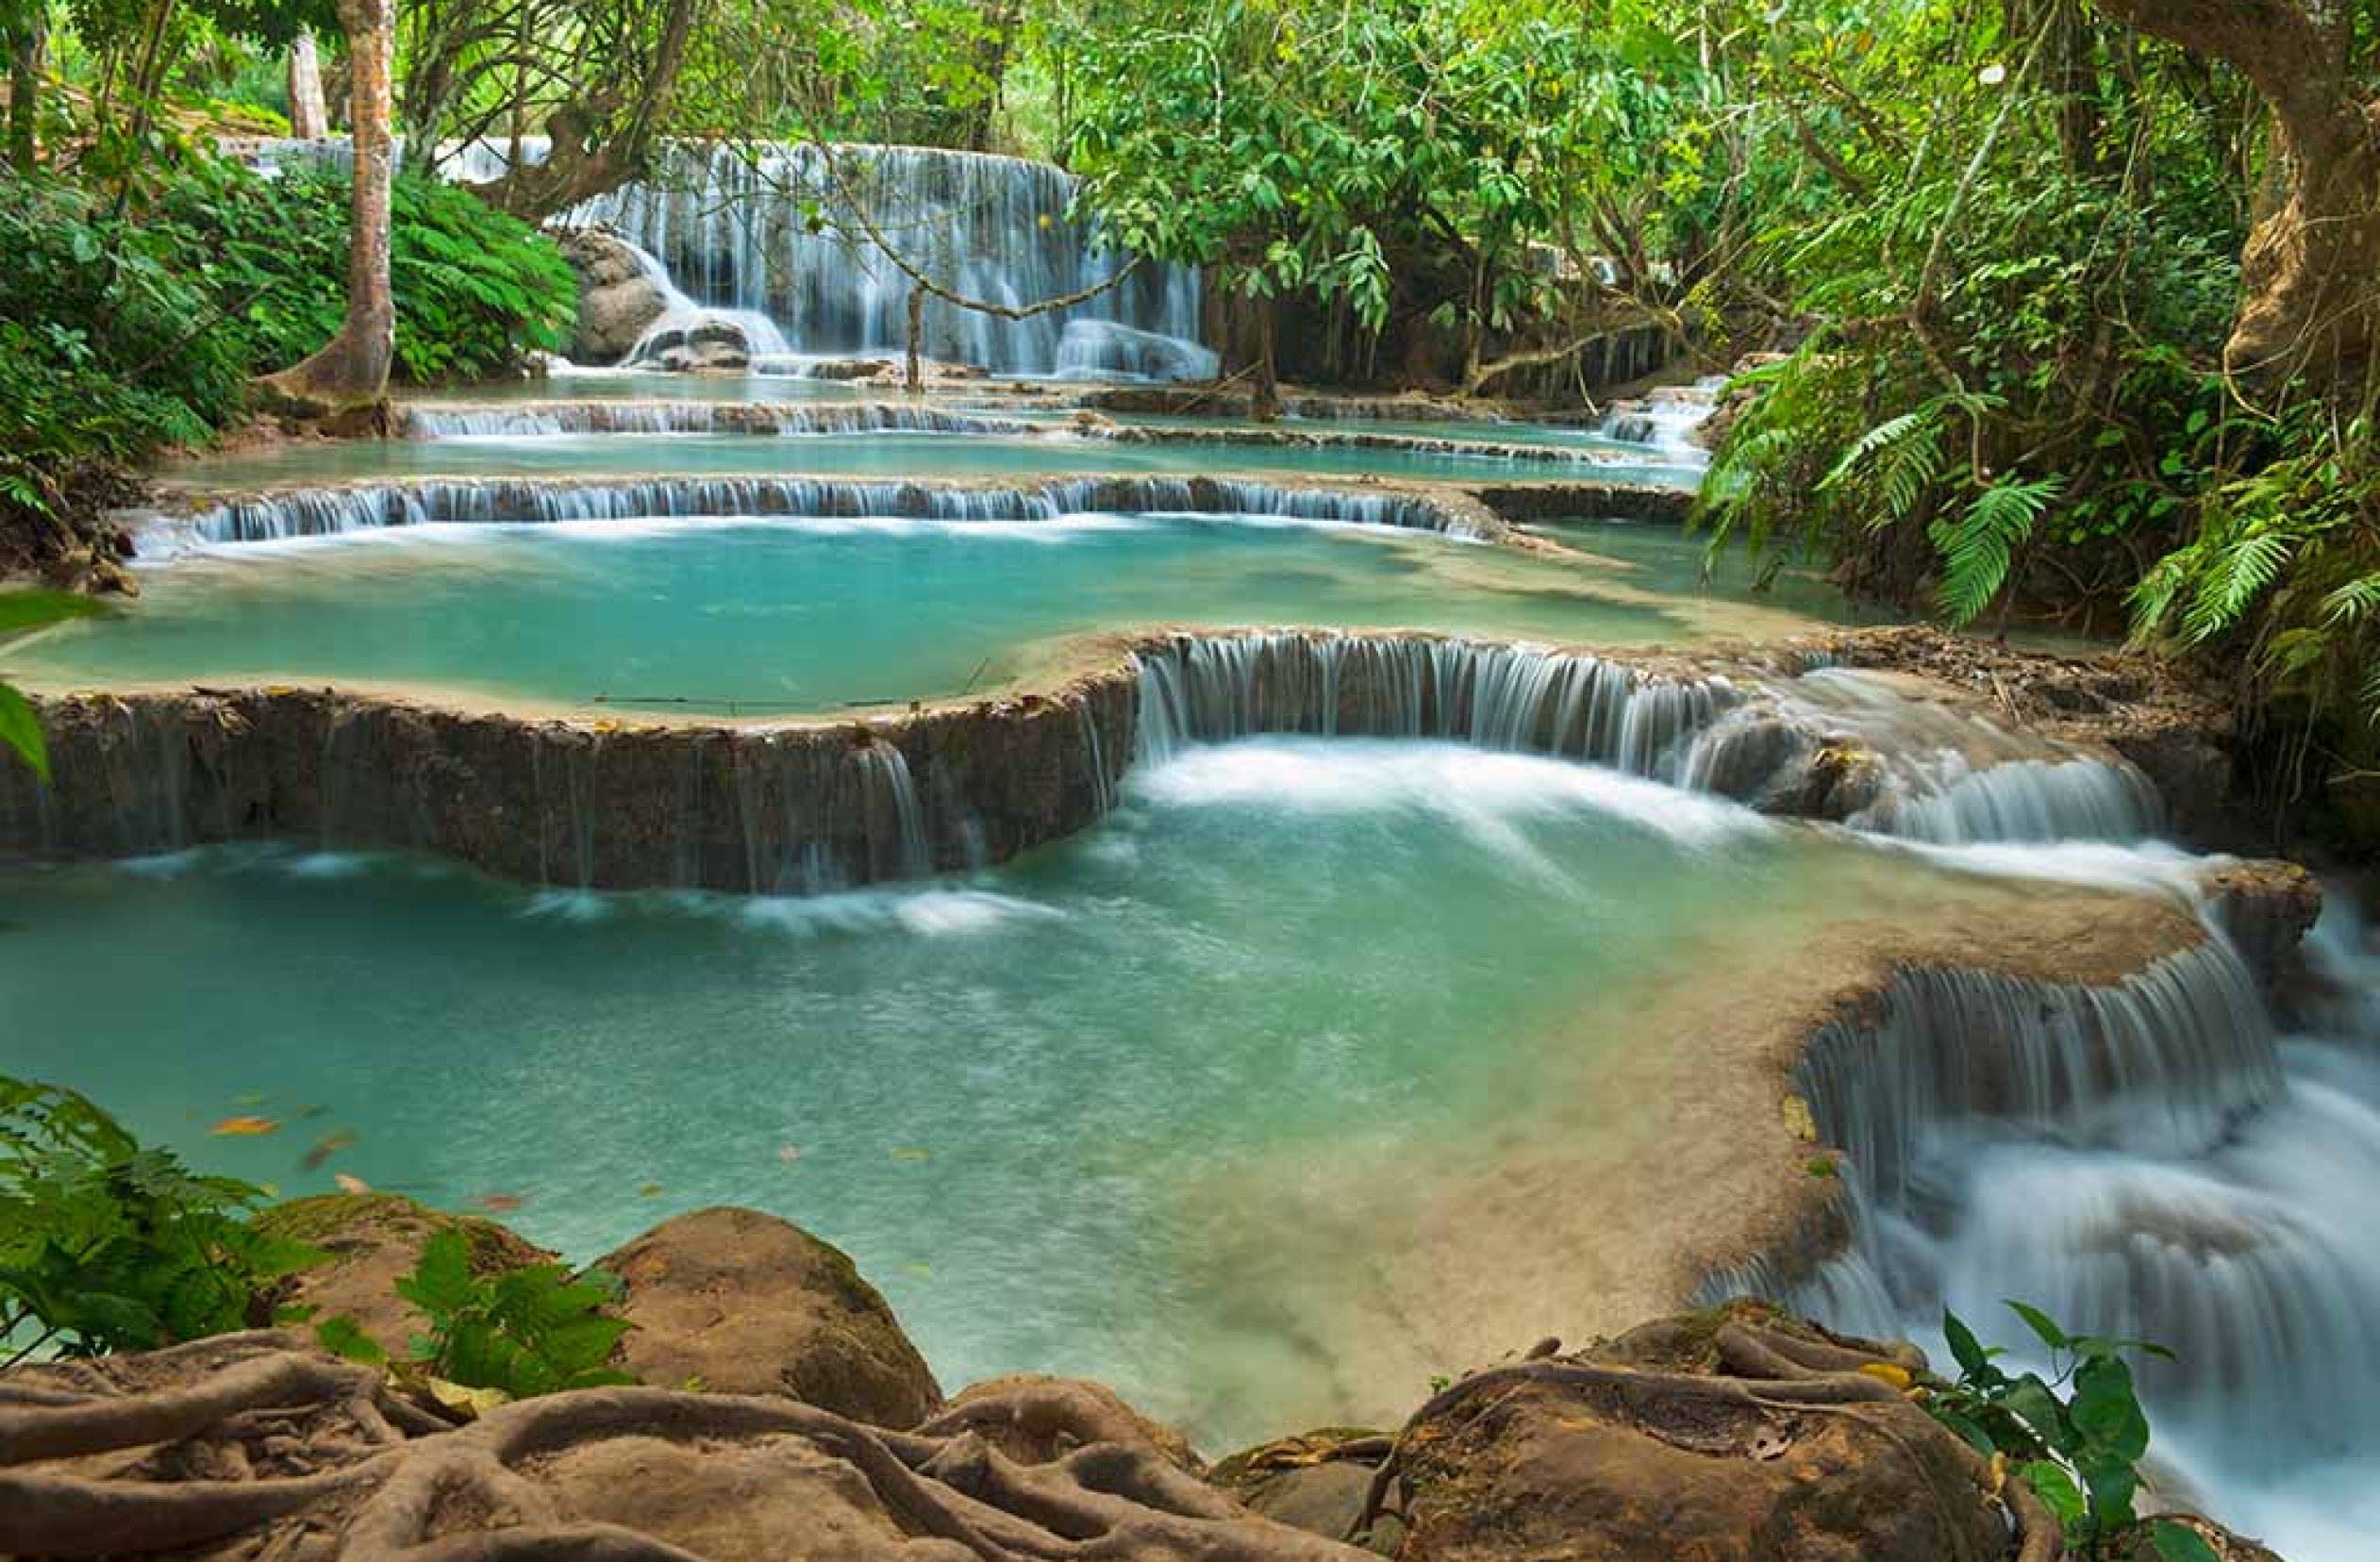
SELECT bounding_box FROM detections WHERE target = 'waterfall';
[569,141,1211,379]
[1853,756,2163,843]
[1130,632,1734,777]
[1703,869,2380,1554]
[401,402,1039,438]
[223,136,1211,377]
[1596,374,1727,458]
[155,476,1486,544]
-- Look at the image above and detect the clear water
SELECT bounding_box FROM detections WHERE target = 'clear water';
[8,514,1784,715]
[0,740,2006,1444]
[1528,519,1904,631]
[156,431,1690,492]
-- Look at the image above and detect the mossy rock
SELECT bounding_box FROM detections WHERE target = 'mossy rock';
[256,1192,555,1359]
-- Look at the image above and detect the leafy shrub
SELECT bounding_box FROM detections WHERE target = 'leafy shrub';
[1925,1302,2216,1562]
[0,591,104,778]
[155,158,578,385]
[0,170,251,473]
[323,1230,633,1402]
[0,1076,324,1366]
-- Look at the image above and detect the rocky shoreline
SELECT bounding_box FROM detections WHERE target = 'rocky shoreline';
[0,1193,2285,1561]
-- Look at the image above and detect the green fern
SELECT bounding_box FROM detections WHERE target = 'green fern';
[1931,474,2063,624]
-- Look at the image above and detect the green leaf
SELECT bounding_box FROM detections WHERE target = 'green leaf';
[2018,1460,2088,1530]
[2071,1354,2151,1463]
[2149,1520,2223,1562]
[394,1231,477,1317]
[2003,1300,2069,1354]
[1942,1308,1996,1380]
[0,684,48,782]
[0,591,100,637]
[316,1314,389,1366]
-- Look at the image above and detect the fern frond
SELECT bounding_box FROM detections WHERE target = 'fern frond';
[2181,530,2292,643]
[1931,474,2061,625]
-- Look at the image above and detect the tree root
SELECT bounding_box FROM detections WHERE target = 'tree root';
[1,1346,1372,1561]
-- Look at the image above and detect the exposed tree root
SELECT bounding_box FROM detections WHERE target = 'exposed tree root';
[1,1339,1369,1561]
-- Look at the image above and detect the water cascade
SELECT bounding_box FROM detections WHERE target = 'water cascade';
[1704,850,2380,1556]
[1597,374,1729,459]
[570,142,1213,379]
[1131,632,1736,778]
[400,402,1036,439]
[152,475,1491,545]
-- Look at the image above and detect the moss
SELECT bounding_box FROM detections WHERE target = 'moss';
[255,1191,541,1273]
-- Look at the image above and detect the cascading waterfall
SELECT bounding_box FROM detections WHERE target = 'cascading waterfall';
[1703,850,2380,1554]
[1597,374,1728,457]
[1130,632,1734,779]
[152,476,1484,545]
[400,402,1038,439]
[1852,756,2163,844]
[570,141,1212,379]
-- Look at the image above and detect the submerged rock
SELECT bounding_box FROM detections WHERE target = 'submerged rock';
[598,1205,942,1427]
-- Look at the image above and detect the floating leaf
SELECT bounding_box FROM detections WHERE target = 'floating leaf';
[637,1182,664,1198]
[890,1147,931,1162]
[301,1130,358,1170]
[333,1172,373,1194]
[776,1142,805,1164]
[209,1116,280,1138]
[475,1191,527,1214]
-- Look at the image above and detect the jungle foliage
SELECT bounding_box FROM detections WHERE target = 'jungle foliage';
[0,1076,325,1366]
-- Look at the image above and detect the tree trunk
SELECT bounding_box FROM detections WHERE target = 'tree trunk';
[286,29,328,139]
[2091,0,2379,390]
[7,10,42,173]
[1251,299,1281,420]
[258,0,394,408]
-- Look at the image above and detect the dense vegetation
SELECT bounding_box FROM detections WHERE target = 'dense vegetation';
[2,0,2376,818]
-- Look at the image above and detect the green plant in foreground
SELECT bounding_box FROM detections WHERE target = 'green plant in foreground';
[321,1230,633,1403]
[0,1077,324,1366]
[0,590,103,780]
[1926,1302,2218,1562]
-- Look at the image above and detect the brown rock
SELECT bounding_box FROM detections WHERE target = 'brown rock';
[598,1206,941,1427]
[558,226,670,364]
[1385,1304,2009,1562]
[252,1192,554,1359]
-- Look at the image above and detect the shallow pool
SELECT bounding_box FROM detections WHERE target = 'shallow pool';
[8,513,1823,715]
[0,739,2016,1444]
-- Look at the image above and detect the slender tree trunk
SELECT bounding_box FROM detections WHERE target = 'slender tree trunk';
[259,0,394,407]
[7,9,42,173]
[2091,0,2379,390]
[1252,299,1281,420]
[285,29,328,139]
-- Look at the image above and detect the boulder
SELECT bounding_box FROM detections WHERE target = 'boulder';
[1358,1304,2018,1562]
[633,317,754,372]
[252,1191,555,1359]
[557,226,669,364]
[1212,1431,1403,1555]
[596,1206,941,1427]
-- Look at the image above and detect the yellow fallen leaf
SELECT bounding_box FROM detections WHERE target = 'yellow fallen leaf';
[638,1182,665,1198]
[1780,1095,1818,1143]
[425,1378,512,1421]
[210,1116,280,1138]
[1857,1362,1914,1392]
[890,1147,931,1162]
